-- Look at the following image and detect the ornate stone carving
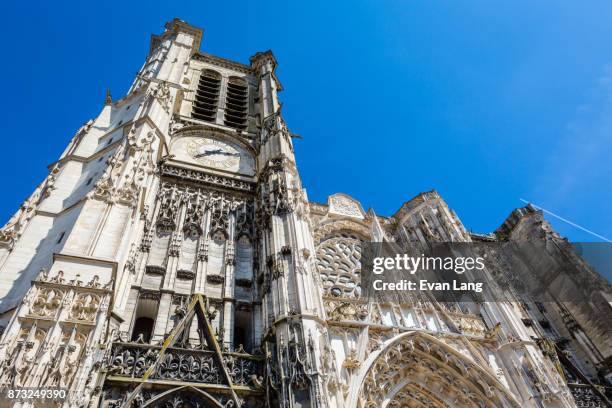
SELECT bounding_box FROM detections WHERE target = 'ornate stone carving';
[266,253,284,280]
[29,287,64,318]
[146,265,166,275]
[152,81,172,112]
[328,194,364,219]
[169,116,189,134]
[325,300,368,322]
[91,141,134,203]
[0,227,18,250]
[312,219,370,246]
[356,332,521,408]
[224,354,263,387]
[160,164,255,192]
[156,183,180,231]
[43,163,62,198]
[209,196,231,236]
[235,202,254,239]
[342,348,360,371]
[0,196,38,250]
[116,179,140,206]
[42,328,88,388]
[569,384,610,408]
[286,325,311,391]
[182,194,204,238]
[316,234,361,298]
[198,239,208,261]
[107,343,264,387]
[48,270,66,284]
[207,274,224,284]
[70,292,101,321]
[261,107,287,147]
[176,269,195,280]
[269,178,294,216]
[1,325,47,387]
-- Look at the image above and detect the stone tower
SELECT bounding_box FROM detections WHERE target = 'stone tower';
[0,19,609,408]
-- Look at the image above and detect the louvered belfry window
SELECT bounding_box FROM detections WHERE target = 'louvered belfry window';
[224,77,248,130]
[192,70,221,122]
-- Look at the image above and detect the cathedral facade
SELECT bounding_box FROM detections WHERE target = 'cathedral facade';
[0,19,609,408]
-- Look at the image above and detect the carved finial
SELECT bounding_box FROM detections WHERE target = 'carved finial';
[51,270,65,284]
[87,275,100,288]
[105,88,112,105]
[485,322,502,340]
[103,279,114,290]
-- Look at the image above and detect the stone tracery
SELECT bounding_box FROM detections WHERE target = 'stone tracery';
[70,292,101,321]
[353,332,521,408]
[29,287,65,318]
[316,233,362,299]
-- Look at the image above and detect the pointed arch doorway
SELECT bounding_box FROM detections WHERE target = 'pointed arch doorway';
[347,331,521,408]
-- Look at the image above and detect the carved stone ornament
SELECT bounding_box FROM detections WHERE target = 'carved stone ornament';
[316,234,362,298]
[69,292,101,321]
[356,332,522,408]
[0,194,39,250]
[207,274,225,284]
[116,179,140,206]
[160,164,255,192]
[169,116,189,134]
[328,194,364,219]
[93,173,115,202]
[342,348,360,371]
[153,81,172,112]
[0,227,18,250]
[29,287,64,318]
[325,300,368,322]
[176,269,195,280]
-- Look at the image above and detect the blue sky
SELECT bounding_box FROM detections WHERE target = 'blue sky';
[2,0,611,242]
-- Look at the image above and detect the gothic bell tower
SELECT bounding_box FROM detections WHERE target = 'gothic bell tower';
[0,18,330,408]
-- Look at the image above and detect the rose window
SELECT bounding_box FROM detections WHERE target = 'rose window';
[316,234,362,298]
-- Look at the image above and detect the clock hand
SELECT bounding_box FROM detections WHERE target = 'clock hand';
[194,149,240,158]
[194,148,223,158]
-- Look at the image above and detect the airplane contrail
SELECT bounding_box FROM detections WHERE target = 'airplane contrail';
[519,198,611,242]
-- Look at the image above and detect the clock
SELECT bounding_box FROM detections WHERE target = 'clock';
[174,134,255,175]
[187,138,241,170]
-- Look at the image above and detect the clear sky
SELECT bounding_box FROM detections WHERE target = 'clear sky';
[2,0,611,242]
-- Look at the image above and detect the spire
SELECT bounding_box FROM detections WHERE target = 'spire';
[105,88,112,105]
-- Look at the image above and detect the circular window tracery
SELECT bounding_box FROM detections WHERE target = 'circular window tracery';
[316,233,362,298]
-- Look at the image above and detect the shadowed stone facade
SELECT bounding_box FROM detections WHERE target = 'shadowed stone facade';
[0,18,609,408]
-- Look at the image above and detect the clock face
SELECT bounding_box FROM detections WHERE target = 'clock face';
[173,134,255,176]
[187,138,241,170]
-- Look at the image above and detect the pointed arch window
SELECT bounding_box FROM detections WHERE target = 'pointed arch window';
[192,70,221,123]
[235,235,253,283]
[233,308,253,353]
[207,231,226,280]
[131,294,159,343]
[224,77,248,130]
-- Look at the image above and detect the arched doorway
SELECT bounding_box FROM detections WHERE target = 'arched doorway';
[347,331,521,408]
[140,386,225,408]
